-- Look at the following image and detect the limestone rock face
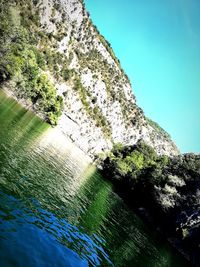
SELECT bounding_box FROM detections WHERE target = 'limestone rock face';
[2,0,179,158]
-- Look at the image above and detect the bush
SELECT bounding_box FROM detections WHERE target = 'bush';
[61,68,72,81]
[0,4,63,125]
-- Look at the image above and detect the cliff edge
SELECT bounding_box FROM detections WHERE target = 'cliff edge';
[0,0,179,159]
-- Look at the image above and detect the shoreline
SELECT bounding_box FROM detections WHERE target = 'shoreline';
[1,88,198,266]
[1,88,95,162]
[100,168,199,267]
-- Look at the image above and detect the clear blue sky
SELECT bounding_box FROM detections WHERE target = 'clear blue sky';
[85,0,200,153]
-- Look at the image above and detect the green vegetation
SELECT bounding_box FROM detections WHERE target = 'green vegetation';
[102,141,200,250]
[0,1,63,125]
[0,1,116,132]
[61,67,73,82]
[103,141,168,184]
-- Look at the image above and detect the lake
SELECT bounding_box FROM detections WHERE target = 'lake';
[0,91,189,267]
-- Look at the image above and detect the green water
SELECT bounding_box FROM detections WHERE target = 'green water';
[0,91,189,267]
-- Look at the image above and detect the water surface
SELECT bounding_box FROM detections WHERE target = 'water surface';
[0,91,189,266]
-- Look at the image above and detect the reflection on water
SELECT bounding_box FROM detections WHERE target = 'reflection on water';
[0,191,111,267]
[0,91,189,267]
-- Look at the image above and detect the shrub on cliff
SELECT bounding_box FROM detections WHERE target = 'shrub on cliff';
[0,3,63,125]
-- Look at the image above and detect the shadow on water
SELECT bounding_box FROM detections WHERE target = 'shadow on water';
[75,170,190,267]
[0,91,190,267]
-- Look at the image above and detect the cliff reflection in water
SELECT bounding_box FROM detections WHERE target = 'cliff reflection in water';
[0,91,189,267]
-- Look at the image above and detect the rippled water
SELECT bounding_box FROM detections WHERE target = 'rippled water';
[0,91,189,267]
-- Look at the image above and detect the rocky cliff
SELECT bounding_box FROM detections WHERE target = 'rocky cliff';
[0,0,179,159]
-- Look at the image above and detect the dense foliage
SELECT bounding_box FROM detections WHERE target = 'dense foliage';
[103,141,168,186]
[0,1,63,125]
[102,141,200,253]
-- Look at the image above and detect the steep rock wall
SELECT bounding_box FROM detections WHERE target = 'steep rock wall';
[0,0,179,159]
